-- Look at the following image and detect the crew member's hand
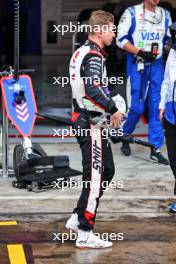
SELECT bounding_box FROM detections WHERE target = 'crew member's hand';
[110,111,126,128]
[159,109,165,121]
[137,50,156,63]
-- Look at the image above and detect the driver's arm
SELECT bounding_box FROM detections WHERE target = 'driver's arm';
[82,52,118,114]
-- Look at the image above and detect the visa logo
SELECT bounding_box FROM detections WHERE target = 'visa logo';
[141,32,160,41]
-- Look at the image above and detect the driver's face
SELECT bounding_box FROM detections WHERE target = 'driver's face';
[100,22,116,46]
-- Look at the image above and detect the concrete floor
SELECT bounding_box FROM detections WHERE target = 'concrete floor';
[0,143,176,264]
[0,142,175,218]
[1,218,176,264]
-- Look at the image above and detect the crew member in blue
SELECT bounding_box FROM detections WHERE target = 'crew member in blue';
[159,22,176,210]
[117,0,172,164]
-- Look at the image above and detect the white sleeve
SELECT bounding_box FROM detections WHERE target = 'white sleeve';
[159,50,171,109]
[165,10,172,40]
[116,8,132,49]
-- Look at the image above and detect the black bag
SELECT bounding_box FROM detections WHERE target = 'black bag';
[12,143,82,192]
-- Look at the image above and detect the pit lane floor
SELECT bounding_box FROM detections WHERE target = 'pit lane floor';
[0,216,176,264]
[0,143,176,263]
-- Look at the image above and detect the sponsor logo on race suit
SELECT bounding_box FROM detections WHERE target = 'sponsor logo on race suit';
[92,140,101,174]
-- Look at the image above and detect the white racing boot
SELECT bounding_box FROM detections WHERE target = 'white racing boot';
[65,213,79,233]
[76,229,113,249]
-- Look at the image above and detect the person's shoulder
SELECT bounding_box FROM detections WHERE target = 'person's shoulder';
[157,6,170,16]
[131,3,142,10]
[171,45,176,54]
[82,46,103,66]
[87,41,106,58]
[157,5,167,12]
[134,3,142,8]
[70,43,90,62]
[78,41,91,57]
[168,46,176,59]
[127,3,142,14]
[84,50,103,62]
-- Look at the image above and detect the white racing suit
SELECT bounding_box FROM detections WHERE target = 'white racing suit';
[69,40,118,231]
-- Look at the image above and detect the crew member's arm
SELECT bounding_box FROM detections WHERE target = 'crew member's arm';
[163,10,172,47]
[117,8,157,61]
[116,8,139,55]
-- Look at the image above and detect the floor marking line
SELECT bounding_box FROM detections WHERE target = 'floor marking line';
[7,244,27,264]
[0,221,17,226]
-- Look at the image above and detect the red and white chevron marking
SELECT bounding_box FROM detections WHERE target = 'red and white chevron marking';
[15,103,29,122]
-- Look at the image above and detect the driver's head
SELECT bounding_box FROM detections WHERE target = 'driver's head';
[88,10,115,46]
[144,0,160,7]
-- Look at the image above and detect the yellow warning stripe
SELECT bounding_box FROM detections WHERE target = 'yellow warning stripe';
[0,221,17,226]
[7,245,27,264]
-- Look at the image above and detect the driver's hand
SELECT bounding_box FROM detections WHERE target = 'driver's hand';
[109,111,126,128]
